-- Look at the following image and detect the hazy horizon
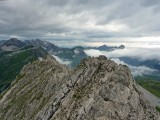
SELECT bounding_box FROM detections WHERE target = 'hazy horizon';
[0,0,160,48]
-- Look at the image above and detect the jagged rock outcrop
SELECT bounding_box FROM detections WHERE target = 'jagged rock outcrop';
[0,55,159,120]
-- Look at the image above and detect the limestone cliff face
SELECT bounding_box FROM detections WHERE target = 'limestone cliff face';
[0,55,159,120]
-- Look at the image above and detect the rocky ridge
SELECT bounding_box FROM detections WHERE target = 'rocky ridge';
[0,38,26,51]
[0,45,49,93]
[0,55,159,120]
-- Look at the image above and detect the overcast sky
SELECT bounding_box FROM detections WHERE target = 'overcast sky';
[0,0,160,47]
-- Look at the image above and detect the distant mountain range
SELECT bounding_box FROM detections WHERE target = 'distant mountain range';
[0,38,125,92]
[0,38,125,67]
[0,38,26,51]
[86,44,125,51]
[0,40,5,46]
[0,38,160,114]
[0,45,48,93]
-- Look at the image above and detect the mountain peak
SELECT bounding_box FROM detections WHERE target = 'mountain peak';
[97,55,108,60]
[9,38,19,41]
[0,56,159,120]
[0,38,26,51]
[119,44,125,49]
[101,44,107,47]
[7,38,24,45]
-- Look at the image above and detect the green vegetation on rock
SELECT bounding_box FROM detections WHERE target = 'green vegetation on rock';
[0,56,159,120]
[156,106,160,112]
[0,46,48,93]
[136,77,160,98]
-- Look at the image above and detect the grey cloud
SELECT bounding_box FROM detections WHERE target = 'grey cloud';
[84,31,134,38]
[96,1,141,25]
[0,0,160,42]
[140,0,160,7]
[43,0,69,7]
[52,55,72,65]
[72,0,114,9]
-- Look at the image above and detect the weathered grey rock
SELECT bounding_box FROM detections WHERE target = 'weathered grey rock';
[0,55,159,120]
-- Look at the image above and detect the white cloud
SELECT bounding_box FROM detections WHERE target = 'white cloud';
[130,66,157,76]
[84,49,159,76]
[1,0,160,47]
[84,47,160,62]
[74,49,80,54]
[111,58,158,76]
[84,49,104,57]
[106,47,160,61]
[101,22,129,32]
[52,55,72,65]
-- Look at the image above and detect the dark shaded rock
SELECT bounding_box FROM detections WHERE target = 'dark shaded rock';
[97,55,107,60]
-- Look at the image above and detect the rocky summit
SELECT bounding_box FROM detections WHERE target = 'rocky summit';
[0,55,159,120]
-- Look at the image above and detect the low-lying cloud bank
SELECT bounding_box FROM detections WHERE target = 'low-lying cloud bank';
[52,47,159,77]
[111,58,158,76]
[52,55,72,65]
[84,47,159,77]
[84,47,160,62]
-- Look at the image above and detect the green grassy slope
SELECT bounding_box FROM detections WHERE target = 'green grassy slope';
[0,46,48,92]
[136,77,160,98]
[135,77,160,112]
